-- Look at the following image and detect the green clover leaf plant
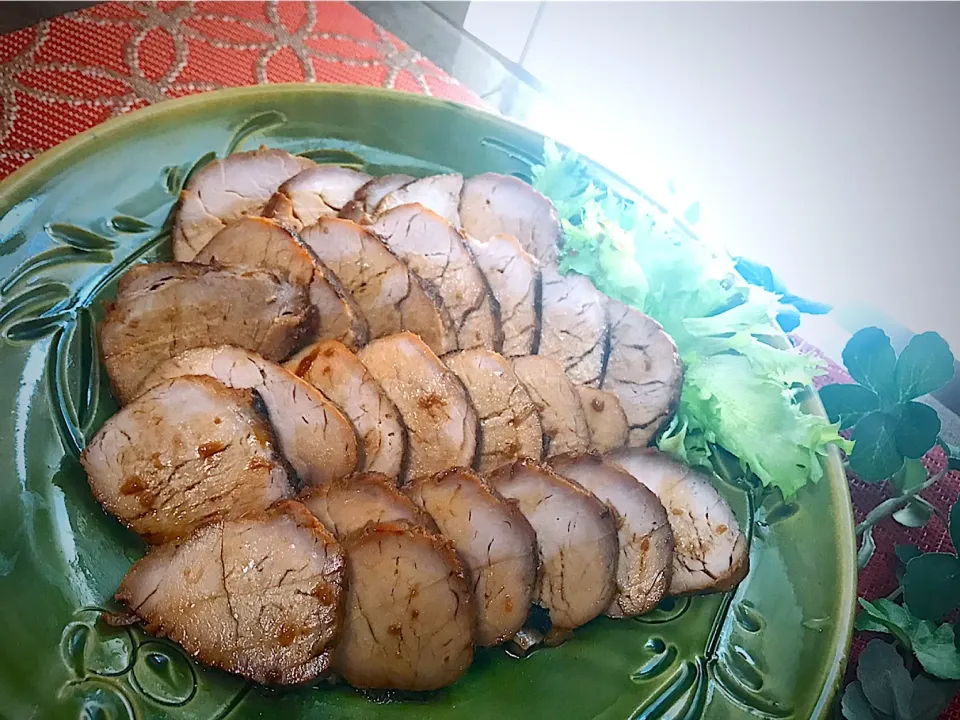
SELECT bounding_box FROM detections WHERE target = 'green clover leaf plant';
[847,539,960,716]
[841,639,958,720]
[819,327,956,569]
[826,327,960,716]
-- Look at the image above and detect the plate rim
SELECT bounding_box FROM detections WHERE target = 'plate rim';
[0,82,857,717]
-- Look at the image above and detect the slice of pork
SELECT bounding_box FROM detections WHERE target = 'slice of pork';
[602,300,683,446]
[334,520,474,691]
[370,204,501,351]
[375,173,463,226]
[460,173,562,263]
[488,459,618,630]
[137,346,359,487]
[549,454,673,617]
[195,216,369,350]
[464,233,540,358]
[116,501,344,685]
[285,340,405,483]
[577,387,629,454]
[538,265,608,387]
[100,263,311,405]
[263,166,373,230]
[81,375,292,544]
[299,218,457,354]
[512,355,590,457]
[444,349,543,473]
[354,173,415,214]
[357,333,478,481]
[173,148,314,261]
[606,448,749,595]
[300,472,437,537]
[407,468,538,646]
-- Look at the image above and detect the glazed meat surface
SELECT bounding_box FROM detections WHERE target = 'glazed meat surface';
[333,521,474,690]
[173,148,313,261]
[607,449,748,595]
[358,333,478,481]
[138,345,360,487]
[299,218,456,354]
[407,468,538,646]
[82,375,292,543]
[100,263,311,403]
[196,216,369,350]
[286,340,405,482]
[444,349,543,473]
[116,501,345,685]
[489,459,618,630]
[549,454,674,616]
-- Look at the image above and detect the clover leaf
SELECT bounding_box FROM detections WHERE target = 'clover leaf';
[858,639,913,717]
[896,332,956,402]
[903,553,960,622]
[823,328,954,483]
[895,544,923,583]
[857,599,960,680]
[820,383,878,430]
[842,639,959,720]
[900,505,960,622]
[895,402,942,459]
[840,682,876,720]
[842,327,898,403]
[849,411,904,481]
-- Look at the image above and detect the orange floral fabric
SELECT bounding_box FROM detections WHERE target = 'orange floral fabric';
[0,1,483,179]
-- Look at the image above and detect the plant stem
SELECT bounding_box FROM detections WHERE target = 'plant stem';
[855,470,947,537]
[886,586,904,602]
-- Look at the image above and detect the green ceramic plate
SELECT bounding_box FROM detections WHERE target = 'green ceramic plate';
[0,84,855,720]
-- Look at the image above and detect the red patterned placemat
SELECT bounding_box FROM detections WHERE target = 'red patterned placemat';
[0,0,482,179]
[2,2,957,715]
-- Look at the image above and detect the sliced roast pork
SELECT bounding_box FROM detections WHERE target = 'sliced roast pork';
[460,173,562,263]
[116,501,345,685]
[195,217,369,350]
[286,340,405,483]
[489,459,618,630]
[357,333,478,481]
[603,300,683,446]
[334,520,474,691]
[577,387,629,454]
[607,449,748,595]
[100,263,311,405]
[549,454,673,616]
[464,233,540,357]
[375,173,463,226]
[512,355,590,457]
[301,472,437,537]
[263,166,373,230]
[81,375,291,544]
[353,173,414,214]
[173,148,313,261]
[444,349,543,473]
[137,346,359,487]
[407,468,538,646]
[538,265,608,387]
[370,205,500,351]
[299,218,457,354]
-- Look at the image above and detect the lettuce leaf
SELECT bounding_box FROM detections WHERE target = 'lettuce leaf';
[532,140,850,498]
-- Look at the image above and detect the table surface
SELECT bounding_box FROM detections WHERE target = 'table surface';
[1,2,958,717]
